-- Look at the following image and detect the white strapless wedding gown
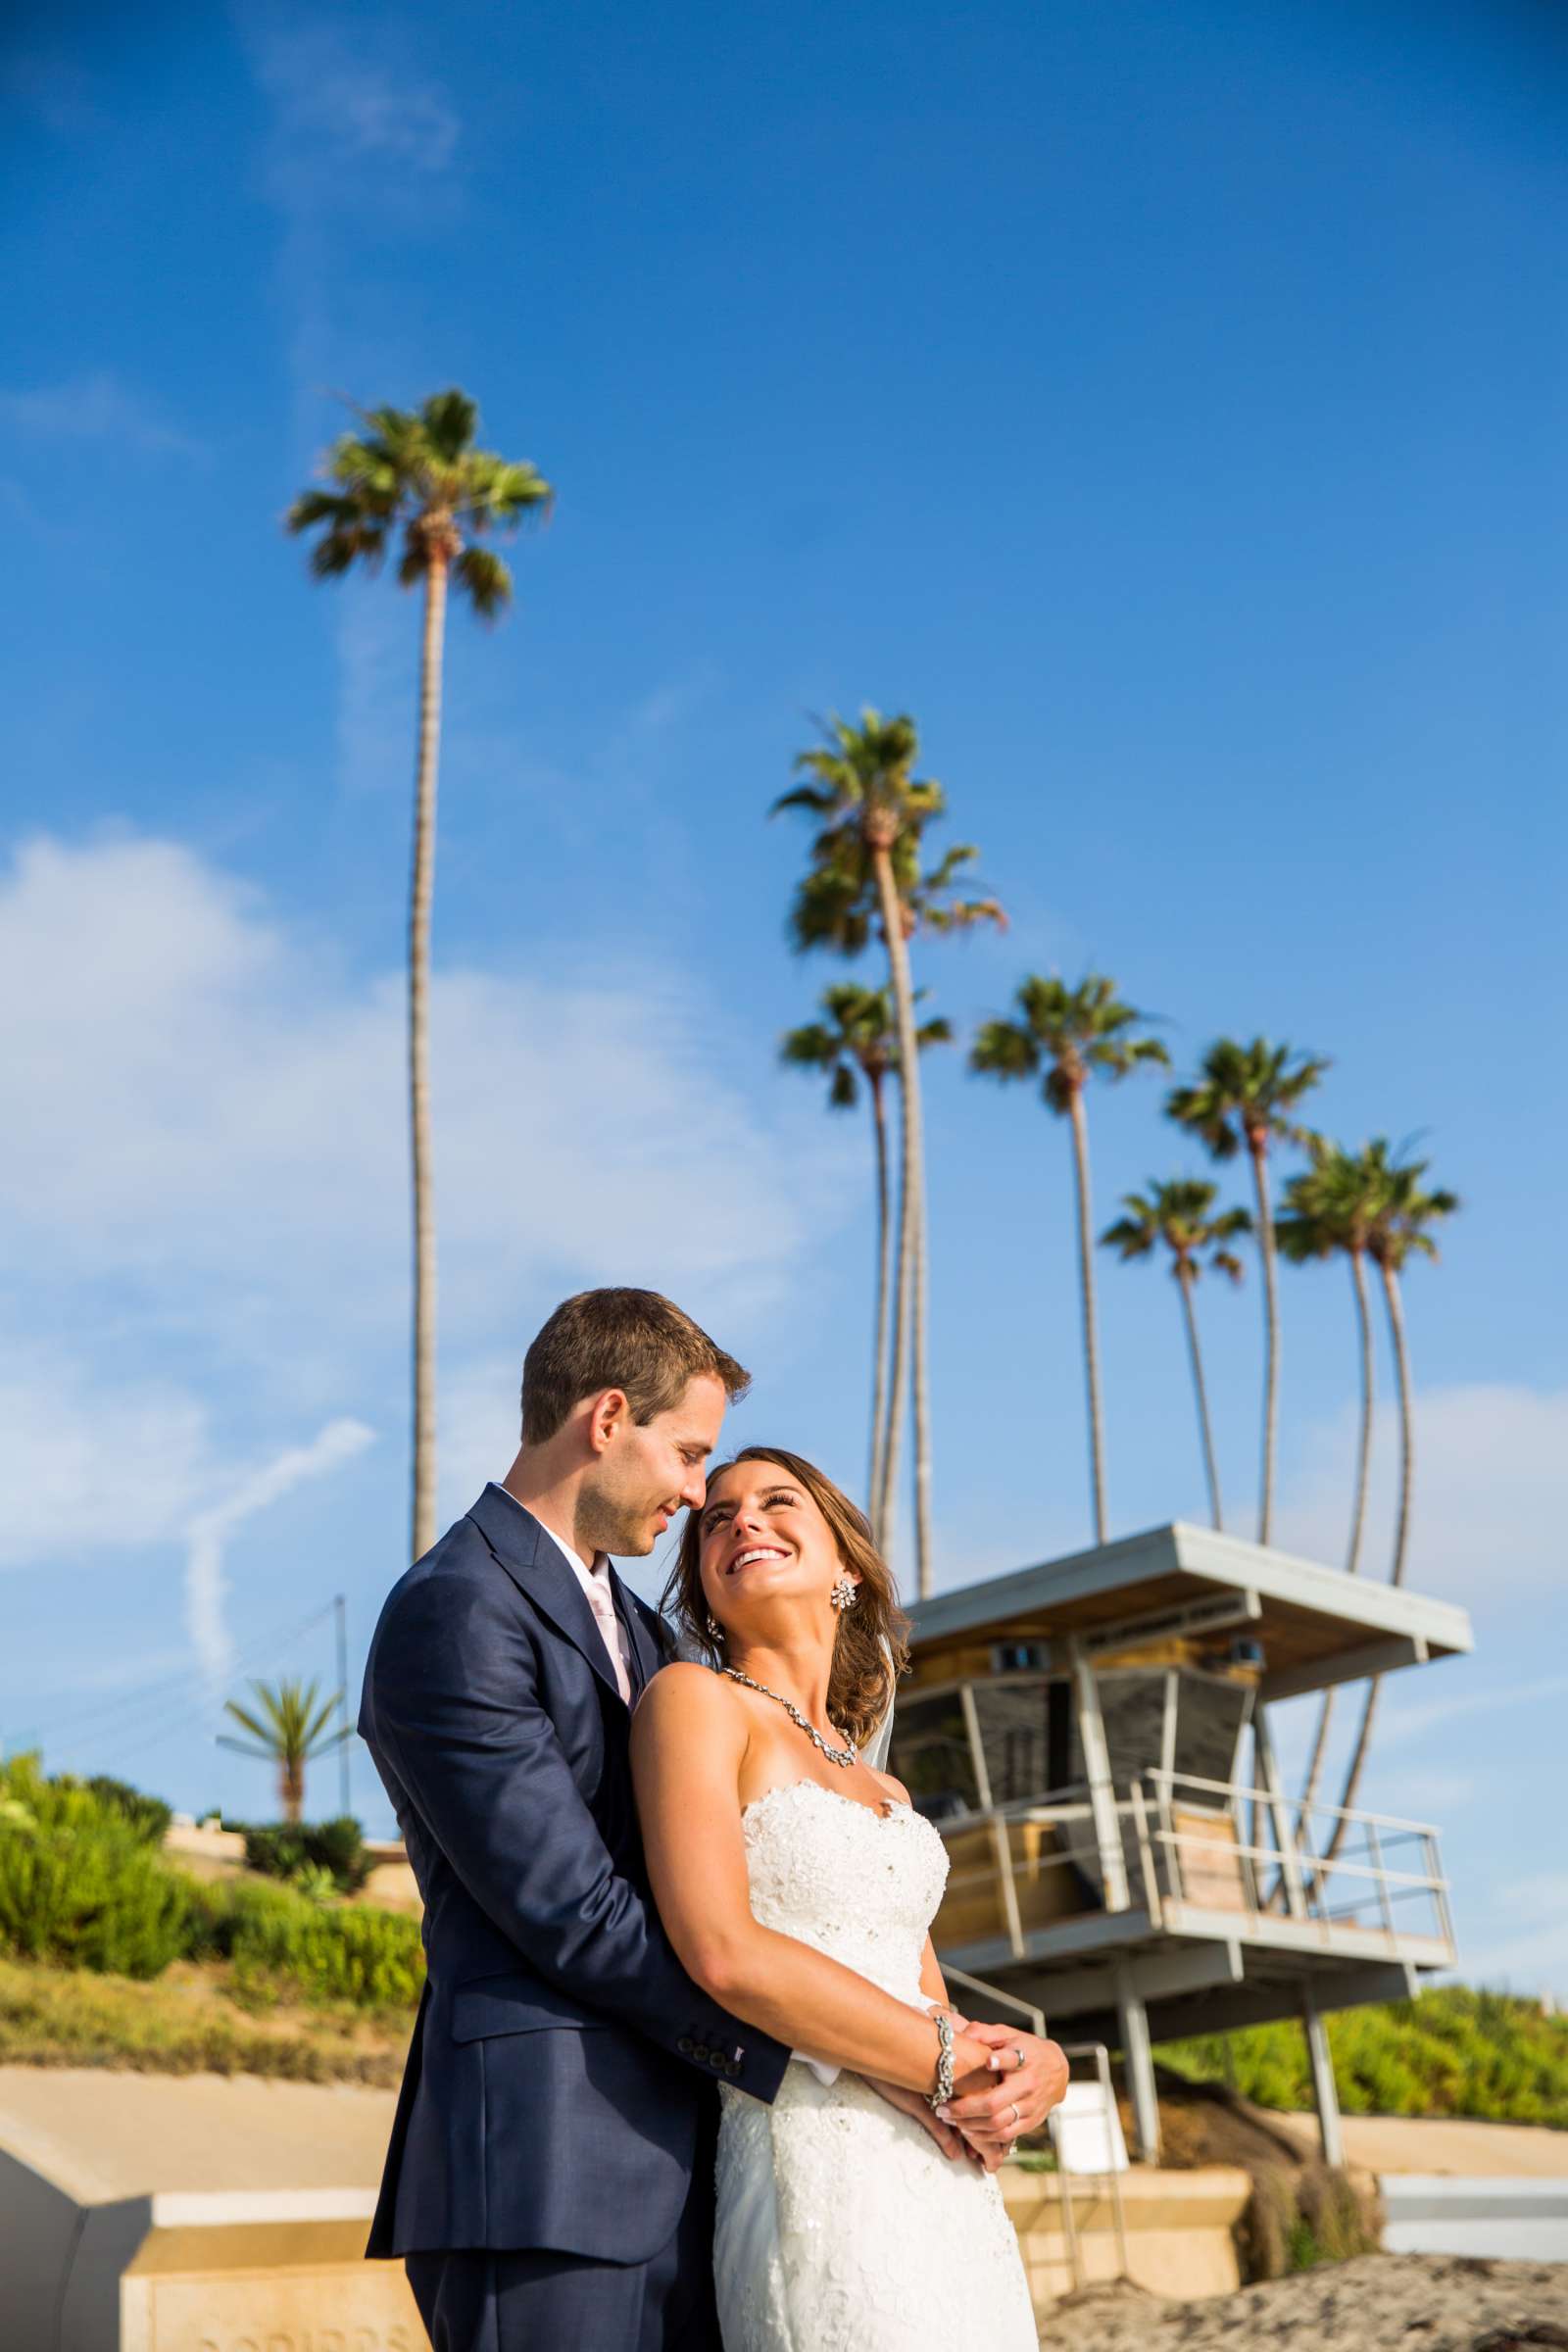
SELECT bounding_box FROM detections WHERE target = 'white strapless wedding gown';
[713,1779,1039,2351]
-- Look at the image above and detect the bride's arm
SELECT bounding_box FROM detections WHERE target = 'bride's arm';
[632,1665,989,2094]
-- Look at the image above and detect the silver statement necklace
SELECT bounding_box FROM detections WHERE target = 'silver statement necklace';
[720,1667,858,1768]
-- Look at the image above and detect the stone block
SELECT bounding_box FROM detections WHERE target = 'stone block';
[0,2069,426,2352]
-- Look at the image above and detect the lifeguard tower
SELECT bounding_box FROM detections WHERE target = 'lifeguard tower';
[889,1522,1471,2167]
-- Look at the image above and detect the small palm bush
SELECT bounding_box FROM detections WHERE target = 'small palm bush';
[0,1756,190,1979]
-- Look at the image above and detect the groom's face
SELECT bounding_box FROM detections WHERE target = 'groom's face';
[585,1372,729,1556]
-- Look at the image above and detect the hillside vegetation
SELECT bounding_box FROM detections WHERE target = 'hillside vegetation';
[3,1758,1565,2126]
[0,1756,420,2073]
[1160,1987,1568,2130]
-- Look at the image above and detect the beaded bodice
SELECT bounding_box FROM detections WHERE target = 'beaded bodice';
[737,1779,948,2008]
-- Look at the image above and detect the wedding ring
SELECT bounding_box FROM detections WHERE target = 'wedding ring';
[1007,2100,1020,2129]
[1011,2045,1025,2071]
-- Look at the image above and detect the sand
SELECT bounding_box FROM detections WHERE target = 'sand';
[1043,2254,1567,2350]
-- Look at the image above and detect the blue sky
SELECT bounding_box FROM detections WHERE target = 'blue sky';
[2,1,1563,1990]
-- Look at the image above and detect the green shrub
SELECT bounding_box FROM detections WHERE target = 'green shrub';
[0,1756,190,1979]
[1159,1987,1568,2131]
[238,1817,370,1894]
[186,1878,423,2010]
[80,1777,173,1845]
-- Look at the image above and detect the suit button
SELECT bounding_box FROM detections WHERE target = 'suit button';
[694,2043,711,2063]
[725,2059,741,2079]
[677,2037,695,2056]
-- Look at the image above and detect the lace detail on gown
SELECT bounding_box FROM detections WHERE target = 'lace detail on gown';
[713,1780,1038,2352]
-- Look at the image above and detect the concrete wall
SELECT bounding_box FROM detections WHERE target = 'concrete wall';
[1003,2162,1251,2312]
[1381,2177,1568,2262]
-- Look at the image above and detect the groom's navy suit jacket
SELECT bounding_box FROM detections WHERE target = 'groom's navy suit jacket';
[359,1484,790,2263]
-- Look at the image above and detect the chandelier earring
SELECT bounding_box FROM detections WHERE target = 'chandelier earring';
[706,1613,724,1643]
[829,1575,858,1613]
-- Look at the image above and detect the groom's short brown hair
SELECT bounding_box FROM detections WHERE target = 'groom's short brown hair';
[520,1288,751,1445]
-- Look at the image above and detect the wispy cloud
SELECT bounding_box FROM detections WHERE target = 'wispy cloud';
[0,372,207,461]
[1454,1871,1568,1997]
[0,826,849,1412]
[185,1419,375,1687]
[1379,1670,1568,1750]
[1273,1382,1568,1607]
[237,3,461,221]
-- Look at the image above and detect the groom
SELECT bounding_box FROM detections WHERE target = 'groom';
[361,1286,1064,2351]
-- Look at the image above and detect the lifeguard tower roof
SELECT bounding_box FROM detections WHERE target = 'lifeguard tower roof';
[906,1520,1472,1699]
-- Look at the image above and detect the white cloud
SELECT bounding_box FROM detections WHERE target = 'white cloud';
[1379,1670,1568,1751]
[0,373,206,460]
[0,830,846,1559]
[1453,1873,1568,1999]
[239,7,460,187]
[185,1419,375,1686]
[436,1355,523,1522]
[1273,1383,1568,1605]
[0,1340,212,1567]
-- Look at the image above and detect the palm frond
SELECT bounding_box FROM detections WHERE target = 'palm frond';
[454,545,514,617]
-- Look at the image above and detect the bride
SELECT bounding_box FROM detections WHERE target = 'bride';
[631,1445,1049,2351]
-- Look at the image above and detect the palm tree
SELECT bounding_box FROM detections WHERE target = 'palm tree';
[1165,1039,1329,1546]
[287,391,552,1562]
[1275,1141,1388,1815]
[1322,1146,1458,1860]
[1101,1179,1250,1531]
[774,710,1001,1593]
[219,1677,353,1826]
[780,985,952,1527]
[971,976,1169,1544]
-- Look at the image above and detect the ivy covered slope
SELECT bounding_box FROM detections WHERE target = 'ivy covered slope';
[1161,1989,1568,2130]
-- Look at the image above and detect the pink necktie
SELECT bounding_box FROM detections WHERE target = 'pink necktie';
[584,1572,632,1704]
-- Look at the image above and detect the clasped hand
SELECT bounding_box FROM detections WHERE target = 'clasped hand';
[867,2012,1069,2174]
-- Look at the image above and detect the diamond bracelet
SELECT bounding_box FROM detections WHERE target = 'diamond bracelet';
[927,2008,956,2113]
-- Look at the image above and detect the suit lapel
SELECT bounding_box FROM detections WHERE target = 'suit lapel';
[466,1485,624,1703]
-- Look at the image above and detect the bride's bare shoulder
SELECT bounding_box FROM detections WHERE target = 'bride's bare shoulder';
[635,1659,743,1733]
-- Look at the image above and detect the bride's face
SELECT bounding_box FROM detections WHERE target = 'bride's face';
[697,1460,857,1638]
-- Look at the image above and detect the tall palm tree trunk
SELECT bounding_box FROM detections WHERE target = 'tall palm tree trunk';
[1068,1087,1107,1545]
[867,1072,893,1532]
[1177,1267,1223,1531]
[281,1760,304,1826]
[870,846,929,1589]
[878,1069,910,1553]
[1250,1138,1279,1545]
[409,552,448,1563]
[910,1150,934,1594]
[1323,1259,1412,1862]
[1299,1249,1375,1820]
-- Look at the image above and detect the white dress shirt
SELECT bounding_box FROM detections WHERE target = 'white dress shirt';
[528,1510,634,1694]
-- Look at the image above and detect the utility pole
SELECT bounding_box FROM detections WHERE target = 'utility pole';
[334,1593,352,1818]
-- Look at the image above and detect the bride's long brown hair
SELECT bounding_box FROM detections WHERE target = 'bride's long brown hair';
[661,1446,909,1751]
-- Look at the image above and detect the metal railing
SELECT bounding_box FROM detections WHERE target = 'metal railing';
[1140,1768,1454,1950]
[926,1769,1453,1959]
